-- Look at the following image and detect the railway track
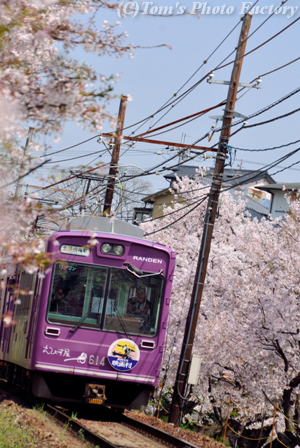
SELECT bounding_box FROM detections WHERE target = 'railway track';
[46,404,201,448]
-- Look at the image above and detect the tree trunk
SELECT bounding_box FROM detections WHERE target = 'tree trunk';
[282,387,294,433]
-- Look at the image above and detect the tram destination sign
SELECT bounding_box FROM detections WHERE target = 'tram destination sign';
[60,245,90,257]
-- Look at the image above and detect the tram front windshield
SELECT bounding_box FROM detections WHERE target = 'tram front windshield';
[47,261,164,337]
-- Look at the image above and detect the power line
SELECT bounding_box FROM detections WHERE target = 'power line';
[41,135,100,157]
[225,138,300,152]
[120,15,246,136]
[118,3,259,139]
[158,4,300,135]
[123,35,300,145]
[258,55,300,78]
[214,0,288,70]
[25,1,299,181]
[234,158,300,173]
[215,12,300,73]
[198,85,300,139]
[243,106,300,129]
[30,14,300,174]
[1,159,51,190]
[123,0,296,140]
[45,149,105,164]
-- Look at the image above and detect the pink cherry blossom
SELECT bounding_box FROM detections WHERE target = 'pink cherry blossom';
[142,173,300,433]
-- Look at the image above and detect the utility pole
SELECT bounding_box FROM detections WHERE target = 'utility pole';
[14,127,34,200]
[168,12,252,425]
[102,95,128,216]
[80,178,91,216]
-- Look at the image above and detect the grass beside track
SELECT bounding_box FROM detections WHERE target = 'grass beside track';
[0,406,37,448]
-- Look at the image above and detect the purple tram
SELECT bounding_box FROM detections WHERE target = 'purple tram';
[0,217,176,410]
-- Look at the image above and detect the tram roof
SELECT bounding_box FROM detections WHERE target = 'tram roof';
[61,217,144,239]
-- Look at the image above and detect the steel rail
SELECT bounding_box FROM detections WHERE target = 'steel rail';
[46,404,116,448]
[121,413,200,448]
[46,404,201,448]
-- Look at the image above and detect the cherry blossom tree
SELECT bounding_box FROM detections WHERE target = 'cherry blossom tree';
[0,0,132,143]
[142,172,300,441]
[0,0,133,268]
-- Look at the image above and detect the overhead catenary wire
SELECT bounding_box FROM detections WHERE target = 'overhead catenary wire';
[34,109,300,209]
[35,156,207,222]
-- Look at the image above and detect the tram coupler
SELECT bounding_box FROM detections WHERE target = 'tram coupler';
[84,383,107,404]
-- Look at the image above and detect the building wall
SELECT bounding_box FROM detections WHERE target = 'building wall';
[270,191,290,219]
[150,192,176,219]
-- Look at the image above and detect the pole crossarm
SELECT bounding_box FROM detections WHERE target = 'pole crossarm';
[101,133,219,152]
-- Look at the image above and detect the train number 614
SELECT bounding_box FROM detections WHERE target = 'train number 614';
[88,355,106,367]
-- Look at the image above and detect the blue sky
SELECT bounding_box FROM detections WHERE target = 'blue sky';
[34,0,300,193]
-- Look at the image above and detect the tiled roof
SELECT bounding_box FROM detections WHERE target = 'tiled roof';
[257,183,300,192]
[164,165,275,186]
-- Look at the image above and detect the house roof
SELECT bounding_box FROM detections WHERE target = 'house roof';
[141,166,273,220]
[163,165,275,187]
[257,183,300,192]
[242,195,269,214]
[142,187,171,203]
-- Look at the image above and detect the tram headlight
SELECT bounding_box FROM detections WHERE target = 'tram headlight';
[114,245,124,256]
[101,243,112,254]
[101,243,125,256]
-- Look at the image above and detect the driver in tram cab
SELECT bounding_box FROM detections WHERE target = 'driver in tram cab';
[127,287,151,326]
[50,288,65,312]
[50,277,65,312]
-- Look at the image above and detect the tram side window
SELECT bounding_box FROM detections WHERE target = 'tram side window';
[15,272,35,317]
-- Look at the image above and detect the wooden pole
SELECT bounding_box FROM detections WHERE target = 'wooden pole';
[14,127,34,199]
[102,95,128,216]
[168,12,252,425]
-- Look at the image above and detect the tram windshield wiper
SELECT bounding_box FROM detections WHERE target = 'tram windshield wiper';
[68,299,131,339]
[113,307,131,340]
[124,263,162,278]
[68,299,101,336]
